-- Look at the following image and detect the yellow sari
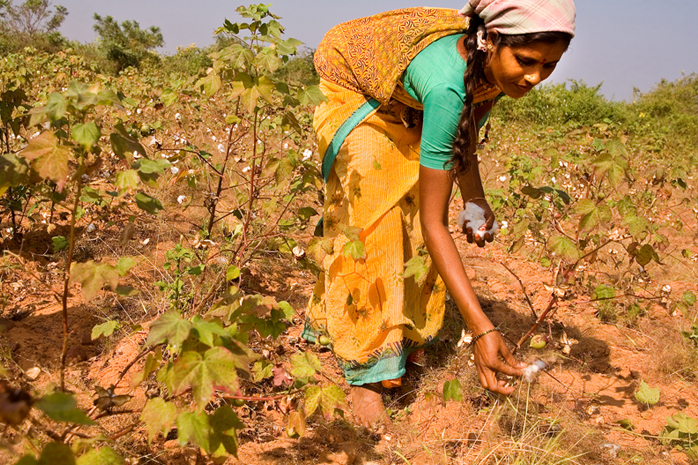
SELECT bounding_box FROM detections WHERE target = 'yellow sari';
[303,8,501,386]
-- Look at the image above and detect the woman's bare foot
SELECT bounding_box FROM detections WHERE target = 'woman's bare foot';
[350,384,391,432]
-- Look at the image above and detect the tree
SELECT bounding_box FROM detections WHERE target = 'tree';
[93,13,164,73]
[0,0,67,51]
[0,0,67,35]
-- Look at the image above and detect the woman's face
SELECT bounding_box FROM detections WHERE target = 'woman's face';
[485,38,568,99]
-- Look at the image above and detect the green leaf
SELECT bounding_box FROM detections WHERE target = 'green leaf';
[37,442,75,465]
[45,92,67,121]
[177,411,212,452]
[195,71,222,96]
[277,301,295,320]
[255,48,282,73]
[274,157,294,184]
[76,447,124,465]
[616,419,634,431]
[624,215,649,241]
[579,202,611,231]
[634,244,659,267]
[521,186,543,199]
[342,225,362,241]
[547,236,579,262]
[52,235,69,253]
[116,257,135,277]
[575,199,596,215]
[91,321,120,340]
[209,405,243,457]
[443,379,463,402]
[297,85,326,106]
[36,392,95,425]
[191,316,227,347]
[172,347,240,409]
[20,131,70,191]
[0,152,30,191]
[110,123,146,161]
[72,123,101,151]
[592,152,628,188]
[146,312,192,348]
[342,240,366,261]
[226,265,240,281]
[592,284,615,300]
[115,170,139,192]
[137,158,171,174]
[403,256,428,282]
[130,347,162,389]
[15,455,39,465]
[290,351,321,378]
[70,261,119,301]
[218,44,253,69]
[96,89,123,108]
[304,384,345,417]
[634,381,660,405]
[115,285,138,297]
[141,398,177,444]
[683,291,697,306]
[252,360,273,382]
[135,193,163,214]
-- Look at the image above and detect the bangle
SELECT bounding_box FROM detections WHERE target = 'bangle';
[466,197,487,204]
[468,328,499,348]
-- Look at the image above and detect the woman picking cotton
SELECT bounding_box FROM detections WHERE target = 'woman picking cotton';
[304,0,575,430]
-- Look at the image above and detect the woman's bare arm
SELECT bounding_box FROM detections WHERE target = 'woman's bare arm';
[419,165,524,394]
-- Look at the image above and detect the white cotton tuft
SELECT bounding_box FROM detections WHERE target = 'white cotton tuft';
[522,360,547,383]
[457,202,500,239]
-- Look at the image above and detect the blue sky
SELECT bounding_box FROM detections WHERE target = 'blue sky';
[53,0,698,101]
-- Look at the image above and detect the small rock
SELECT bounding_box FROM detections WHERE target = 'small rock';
[26,367,41,381]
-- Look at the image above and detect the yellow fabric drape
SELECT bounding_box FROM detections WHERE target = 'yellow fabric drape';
[305,81,447,385]
[315,8,468,105]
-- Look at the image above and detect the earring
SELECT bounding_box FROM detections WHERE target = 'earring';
[487,44,493,51]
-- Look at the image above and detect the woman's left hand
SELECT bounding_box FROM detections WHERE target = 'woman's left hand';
[463,198,496,247]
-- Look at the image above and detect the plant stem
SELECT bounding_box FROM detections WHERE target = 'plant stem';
[206,118,238,237]
[241,110,259,250]
[60,178,82,391]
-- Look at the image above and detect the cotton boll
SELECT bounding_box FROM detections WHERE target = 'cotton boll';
[456,202,500,239]
[522,360,546,383]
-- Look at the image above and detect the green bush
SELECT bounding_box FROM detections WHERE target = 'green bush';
[492,80,628,128]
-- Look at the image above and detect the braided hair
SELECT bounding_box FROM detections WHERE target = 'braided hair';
[450,16,572,177]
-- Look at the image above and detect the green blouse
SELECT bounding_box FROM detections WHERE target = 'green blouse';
[402,34,497,170]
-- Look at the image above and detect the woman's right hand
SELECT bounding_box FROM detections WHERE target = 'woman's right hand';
[463,198,496,248]
[472,330,525,395]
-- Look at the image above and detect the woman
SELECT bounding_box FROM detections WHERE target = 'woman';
[303,0,575,429]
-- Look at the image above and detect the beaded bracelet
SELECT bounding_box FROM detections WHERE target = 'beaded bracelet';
[466,197,487,204]
[468,328,500,349]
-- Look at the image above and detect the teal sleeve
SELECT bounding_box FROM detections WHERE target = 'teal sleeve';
[401,34,467,171]
[418,84,465,170]
[402,34,500,171]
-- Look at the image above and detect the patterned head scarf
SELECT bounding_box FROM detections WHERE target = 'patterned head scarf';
[460,0,576,37]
